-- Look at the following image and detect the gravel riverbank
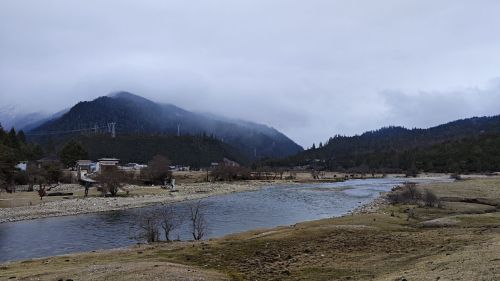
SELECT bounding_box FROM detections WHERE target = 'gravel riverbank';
[348,193,391,215]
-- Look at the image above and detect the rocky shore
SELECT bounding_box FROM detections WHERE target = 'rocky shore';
[349,192,392,215]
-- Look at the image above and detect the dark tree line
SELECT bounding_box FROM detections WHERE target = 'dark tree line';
[0,125,44,193]
[72,134,248,168]
[265,131,500,174]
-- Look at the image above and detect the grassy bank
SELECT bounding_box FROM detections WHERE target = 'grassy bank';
[1,177,499,280]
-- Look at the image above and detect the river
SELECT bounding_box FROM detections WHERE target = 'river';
[0,176,451,263]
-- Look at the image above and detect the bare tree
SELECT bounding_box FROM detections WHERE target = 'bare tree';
[277,168,285,180]
[422,189,441,208]
[189,201,208,240]
[0,176,7,196]
[135,211,161,243]
[159,206,183,242]
[31,162,62,200]
[83,182,91,198]
[406,182,419,201]
[141,155,172,185]
[286,171,297,180]
[96,167,127,197]
[311,170,320,179]
[387,182,441,208]
[387,182,419,204]
[211,165,251,181]
[37,185,47,200]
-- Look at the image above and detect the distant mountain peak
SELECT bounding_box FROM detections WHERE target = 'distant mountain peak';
[108,91,139,99]
[0,105,51,131]
[107,91,154,103]
[28,91,303,159]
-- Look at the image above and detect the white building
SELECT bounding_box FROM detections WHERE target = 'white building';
[16,161,28,171]
[96,158,120,172]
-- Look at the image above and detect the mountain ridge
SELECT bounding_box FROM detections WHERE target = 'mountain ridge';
[265,114,500,173]
[29,91,303,160]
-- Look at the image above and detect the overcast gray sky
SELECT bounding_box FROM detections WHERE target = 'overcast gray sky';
[1,0,500,147]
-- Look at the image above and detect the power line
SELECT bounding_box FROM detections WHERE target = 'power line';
[25,123,116,137]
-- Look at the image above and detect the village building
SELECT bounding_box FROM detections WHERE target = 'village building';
[223,158,240,167]
[36,155,61,168]
[15,161,28,171]
[72,160,96,185]
[169,165,191,171]
[124,163,147,170]
[76,160,93,172]
[96,158,120,172]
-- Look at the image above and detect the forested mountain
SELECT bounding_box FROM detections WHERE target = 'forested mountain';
[29,92,302,160]
[265,115,500,173]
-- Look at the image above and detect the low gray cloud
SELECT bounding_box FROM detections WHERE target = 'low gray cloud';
[1,0,500,147]
[380,80,500,129]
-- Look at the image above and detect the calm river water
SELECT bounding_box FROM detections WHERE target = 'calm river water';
[0,177,450,263]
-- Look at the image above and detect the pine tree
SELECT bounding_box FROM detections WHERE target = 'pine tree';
[17,130,26,143]
[59,140,89,168]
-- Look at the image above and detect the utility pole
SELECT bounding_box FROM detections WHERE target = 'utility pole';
[107,122,116,138]
[177,123,180,137]
[111,122,116,138]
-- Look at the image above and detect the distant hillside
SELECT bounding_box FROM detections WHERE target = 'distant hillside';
[29,92,303,160]
[265,115,500,173]
[74,134,247,167]
[0,106,48,131]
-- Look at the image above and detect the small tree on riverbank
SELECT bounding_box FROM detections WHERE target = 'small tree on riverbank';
[136,211,161,243]
[96,167,127,197]
[211,165,251,181]
[141,155,172,185]
[30,162,62,200]
[159,206,183,242]
[189,200,208,240]
[422,189,441,208]
[135,206,184,243]
[387,182,441,208]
